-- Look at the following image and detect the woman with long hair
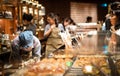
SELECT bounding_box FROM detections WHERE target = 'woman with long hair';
[44,12,64,57]
[62,17,76,31]
[109,1,120,54]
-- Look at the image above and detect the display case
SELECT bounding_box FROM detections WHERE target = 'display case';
[53,30,120,76]
[10,30,120,76]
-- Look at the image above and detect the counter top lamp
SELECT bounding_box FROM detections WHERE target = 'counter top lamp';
[38,4,45,28]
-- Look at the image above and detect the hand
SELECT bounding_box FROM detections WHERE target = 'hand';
[20,46,32,51]
[24,47,32,51]
[110,26,116,32]
[50,24,55,29]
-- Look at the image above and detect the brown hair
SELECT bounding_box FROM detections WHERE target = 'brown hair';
[47,12,58,27]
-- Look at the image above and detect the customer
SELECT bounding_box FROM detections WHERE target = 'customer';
[44,12,64,57]
[62,17,76,31]
[22,13,37,35]
[109,2,120,33]
[11,31,41,62]
[85,16,92,23]
[109,1,120,53]
[62,17,78,47]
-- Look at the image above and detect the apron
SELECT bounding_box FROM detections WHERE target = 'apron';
[45,27,64,57]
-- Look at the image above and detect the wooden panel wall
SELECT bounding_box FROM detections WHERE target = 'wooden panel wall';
[70,2,97,23]
[0,19,14,34]
[40,0,110,23]
[40,0,70,24]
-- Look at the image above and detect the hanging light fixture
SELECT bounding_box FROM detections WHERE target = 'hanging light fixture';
[38,4,45,16]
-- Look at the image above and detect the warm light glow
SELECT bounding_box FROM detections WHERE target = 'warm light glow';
[34,9,38,15]
[39,6,45,16]
[84,65,92,73]
[39,10,42,15]
[38,4,42,8]
[27,0,32,4]
[29,8,33,14]
[23,6,27,13]
[0,20,3,22]
[32,1,37,6]
[21,0,26,3]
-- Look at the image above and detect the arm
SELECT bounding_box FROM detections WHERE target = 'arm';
[44,24,55,37]
[58,23,65,32]
[33,36,41,58]
[11,36,21,60]
[44,27,52,37]
[12,36,20,51]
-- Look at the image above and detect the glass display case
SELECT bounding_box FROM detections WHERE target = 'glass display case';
[10,29,120,76]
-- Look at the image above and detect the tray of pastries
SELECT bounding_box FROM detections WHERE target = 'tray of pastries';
[72,55,108,68]
[72,55,111,75]
[53,49,74,59]
[11,58,73,76]
[115,59,120,74]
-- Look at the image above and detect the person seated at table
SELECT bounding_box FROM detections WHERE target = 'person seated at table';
[11,31,41,62]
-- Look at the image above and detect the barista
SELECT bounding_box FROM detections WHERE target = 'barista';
[44,12,64,57]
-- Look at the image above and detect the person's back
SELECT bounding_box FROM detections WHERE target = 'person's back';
[26,23,37,35]
[22,13,37,35]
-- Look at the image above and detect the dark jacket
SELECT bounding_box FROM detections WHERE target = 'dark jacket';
[25,23,37,35]
[105,19,112,30]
